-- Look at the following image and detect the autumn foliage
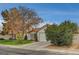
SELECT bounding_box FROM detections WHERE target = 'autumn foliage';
[1,6,42,40]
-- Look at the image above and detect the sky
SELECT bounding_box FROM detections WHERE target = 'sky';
[0,3,79,28]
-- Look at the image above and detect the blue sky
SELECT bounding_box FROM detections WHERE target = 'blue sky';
[0,3,79,26]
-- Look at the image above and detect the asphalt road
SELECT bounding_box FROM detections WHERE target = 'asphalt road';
[0,46,78,55]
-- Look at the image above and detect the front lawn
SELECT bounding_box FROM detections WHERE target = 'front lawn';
[0,40,32,45]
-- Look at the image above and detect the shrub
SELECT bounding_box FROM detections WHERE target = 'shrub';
[45,22,74,46]
[0,38,5,40]
[63,30,73,46]
[16,32,24,44]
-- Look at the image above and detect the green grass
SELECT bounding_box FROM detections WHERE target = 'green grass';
[0,40,32,45]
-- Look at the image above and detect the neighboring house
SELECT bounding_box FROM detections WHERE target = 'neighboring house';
[26,24,48,42]
[0,35,11,40]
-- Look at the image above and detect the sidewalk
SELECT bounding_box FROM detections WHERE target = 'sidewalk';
[41,48,79,54]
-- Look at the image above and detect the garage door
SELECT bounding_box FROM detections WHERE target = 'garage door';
[37,32,47,42]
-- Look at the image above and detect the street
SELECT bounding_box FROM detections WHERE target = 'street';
[0,46,78,55]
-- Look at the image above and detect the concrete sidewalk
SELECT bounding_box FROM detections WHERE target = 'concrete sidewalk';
[41,48,79,54]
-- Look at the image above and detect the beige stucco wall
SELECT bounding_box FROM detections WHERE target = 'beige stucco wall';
[27,32,36,41]
[73,34,79,45]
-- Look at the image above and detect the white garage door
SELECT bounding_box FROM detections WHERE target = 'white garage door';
[37,32,47,42]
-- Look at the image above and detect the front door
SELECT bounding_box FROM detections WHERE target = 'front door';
[34,33,38,41]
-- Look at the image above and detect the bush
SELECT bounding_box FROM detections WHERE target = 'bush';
[63,31,73,46]
[50,30,73,46]
[45,23,74,46]
[16,33,24,44]
[0,38,5,40]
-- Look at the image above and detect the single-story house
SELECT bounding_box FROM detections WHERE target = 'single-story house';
[26,24,48,42]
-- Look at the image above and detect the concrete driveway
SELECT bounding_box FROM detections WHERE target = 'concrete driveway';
[21,42,50,50]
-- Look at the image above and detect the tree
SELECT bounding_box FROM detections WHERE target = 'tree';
[45,24,58,41]
[1,6,43,40]
[18,6,43,38]
[1,10,10,34]
[1,8,23,39]
[59,20,78,33]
